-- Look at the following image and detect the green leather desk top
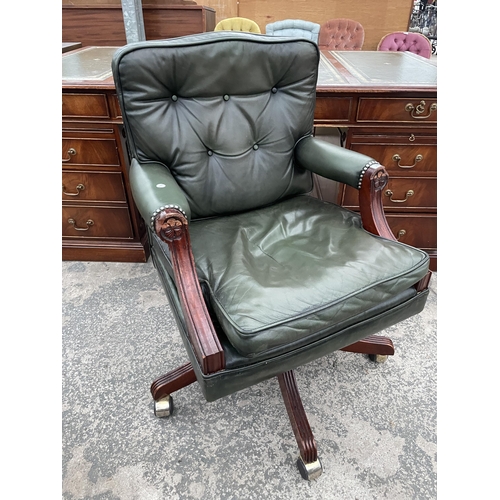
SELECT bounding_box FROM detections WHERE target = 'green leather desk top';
[62,46,437,91]
[62,46,118,81]
[318,51,437,88]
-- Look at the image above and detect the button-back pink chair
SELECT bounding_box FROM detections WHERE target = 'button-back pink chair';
[377,31,432,59]
[318,18,365,50]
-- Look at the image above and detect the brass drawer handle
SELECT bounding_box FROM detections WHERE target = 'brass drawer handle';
[392,154,423,169]
[62,183,85,196]
[68,218,94,231]
[385,189,414,203]
[62,147,77,162]
[405,101,437,119]
[396,229,406,240]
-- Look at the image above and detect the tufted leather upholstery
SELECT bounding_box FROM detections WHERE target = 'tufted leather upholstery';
[214,17,261,33]
[113,33,318,219]
[265,19,320,44]
[318,18,364,50]
[377,31,432,59]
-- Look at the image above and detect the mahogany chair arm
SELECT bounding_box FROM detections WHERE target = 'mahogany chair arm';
[155,208,225,375]
[358,164,395,240]
[127,159,224,374]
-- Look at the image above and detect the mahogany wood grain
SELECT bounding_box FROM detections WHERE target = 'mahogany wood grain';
[150,362,197,401]
[62,171,127,202]
[62,205,134,238]
[155,209,225,374]
[62,138,120,167]
[341,335,395,355]
[357,97,437,124]
[343,177,436,212]
[278,370,318,464]
[62,5,216,47]
[63,93,110,118]
[349,143,437,175]
[62,237,149,262]
[385,214,437,249]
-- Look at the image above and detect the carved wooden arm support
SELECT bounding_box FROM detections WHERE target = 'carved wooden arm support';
[358,165,432,292]
[358,165,394,240]
[155,208,225,374]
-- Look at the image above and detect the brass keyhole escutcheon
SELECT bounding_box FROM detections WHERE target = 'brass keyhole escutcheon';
[396,229,407,240]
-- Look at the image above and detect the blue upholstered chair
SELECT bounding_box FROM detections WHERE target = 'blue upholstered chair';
[265,19,320,44]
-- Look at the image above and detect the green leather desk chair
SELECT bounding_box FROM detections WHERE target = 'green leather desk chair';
[112,32,431,481]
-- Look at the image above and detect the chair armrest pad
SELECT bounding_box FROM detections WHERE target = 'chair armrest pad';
[295,136,378,189]
[129,159,191,226]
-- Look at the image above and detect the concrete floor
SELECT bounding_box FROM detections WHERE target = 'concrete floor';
[62,260,437,500]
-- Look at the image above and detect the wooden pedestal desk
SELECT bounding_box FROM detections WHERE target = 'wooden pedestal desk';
[63,48,437,268]
[316,51,437,271]
[62,47,148,262]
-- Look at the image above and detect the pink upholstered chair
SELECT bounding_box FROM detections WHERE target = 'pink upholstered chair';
[318,18,364,50]
[377,31,432,59]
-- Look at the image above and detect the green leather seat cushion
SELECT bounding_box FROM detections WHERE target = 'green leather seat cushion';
[188,195,429,357]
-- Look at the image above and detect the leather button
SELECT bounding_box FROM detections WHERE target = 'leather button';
[171,95,178,102]
[253,144,259,150]
[271,87,278,93]
[207,150,213,156]
[223,94,230,101]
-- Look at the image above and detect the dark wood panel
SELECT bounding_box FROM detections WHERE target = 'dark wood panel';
[357,97,437,124]
[62,205,134,238]
[341,177,436,212]
[314,97,354,124]
[62,239,149,263]
[350,143,437,175]
[62,171,127,202]
[62,138,120,167]
[63,93,110,118]
[62,5,216,46]
[385,214,437,250]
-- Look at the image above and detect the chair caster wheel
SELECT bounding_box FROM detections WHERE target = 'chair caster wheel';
[154,395,174,417]
[369,354,388,363]
[297,456,323,481]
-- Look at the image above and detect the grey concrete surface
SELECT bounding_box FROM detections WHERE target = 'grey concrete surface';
[62,260,437,499]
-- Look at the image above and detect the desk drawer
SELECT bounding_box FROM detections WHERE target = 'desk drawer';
[62,206,134,238]
[62,171,127,202]
[351,143,436,175]
[314,97,353,123]
[342,177,436,211]
[62,93,110,118]
[62,138,120,166]
[386,214,437,249]
[357,98,437,124]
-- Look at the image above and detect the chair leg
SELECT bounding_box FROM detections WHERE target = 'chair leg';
[150,362,197,417]
[340,335,395,363]
[278,370,323,480]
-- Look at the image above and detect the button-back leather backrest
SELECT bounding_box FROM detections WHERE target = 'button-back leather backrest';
[113,32,319,219]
